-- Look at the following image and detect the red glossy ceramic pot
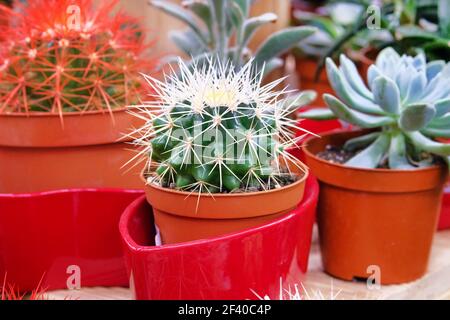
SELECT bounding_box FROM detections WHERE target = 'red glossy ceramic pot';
[120,176,318,300]
[0,188,143,292]
[438,189,450,230]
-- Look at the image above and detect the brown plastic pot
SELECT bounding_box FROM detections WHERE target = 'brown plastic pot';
[303,130,448,284]
[144,163,309,244]
[0,109,144,193]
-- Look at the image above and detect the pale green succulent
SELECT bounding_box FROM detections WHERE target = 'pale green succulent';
[150,0,316,76]
[300,47,450,170]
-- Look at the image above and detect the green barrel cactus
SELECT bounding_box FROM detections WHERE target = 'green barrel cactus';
[300,47,450,170]
[131,58,315,193]
[150,0,316,75]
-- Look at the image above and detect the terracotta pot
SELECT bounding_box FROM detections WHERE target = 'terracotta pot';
[303,130,448,284]
[0,108,144,193]
[0,188,143,292]
[145,163,309,244]
[120,176,318,300]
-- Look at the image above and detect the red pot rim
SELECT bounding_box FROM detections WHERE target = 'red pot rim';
[120,176,319,251]
[302,129,448,192]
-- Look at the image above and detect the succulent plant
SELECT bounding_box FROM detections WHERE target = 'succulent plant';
[131,58,315,193]
[0,0,155,116]
[150,0,315,76]
[393,0,450,62]
[300,47,450,170]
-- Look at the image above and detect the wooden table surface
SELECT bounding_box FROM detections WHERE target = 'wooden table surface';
[46,229,450,300]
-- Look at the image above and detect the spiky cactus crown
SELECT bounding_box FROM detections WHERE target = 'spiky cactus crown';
[0,0,155,115]
[301,47,450,170]
[151,0,315,75]
[131,58,314,193]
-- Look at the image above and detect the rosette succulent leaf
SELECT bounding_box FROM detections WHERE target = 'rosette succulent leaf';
[150,0,316,75]
[299,47,450,170]
[130,58,315,193]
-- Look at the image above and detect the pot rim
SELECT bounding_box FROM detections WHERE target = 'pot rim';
[0,105,145,147]
[0,106,144,118]
[120,176,319,251]
[142,161,309,198]
[303,129,445,174]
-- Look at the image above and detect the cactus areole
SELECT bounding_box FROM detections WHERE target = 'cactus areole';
[131,58,314,243]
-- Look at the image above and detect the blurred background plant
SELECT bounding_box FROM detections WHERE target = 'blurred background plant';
[311,0,449,74]
[150,0,316,78]
[0,0,156,116]
[290,0,449,105]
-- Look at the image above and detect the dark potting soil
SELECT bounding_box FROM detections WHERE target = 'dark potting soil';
[317,144,438,169]
[316,145,357,165]
[228,174,300,194]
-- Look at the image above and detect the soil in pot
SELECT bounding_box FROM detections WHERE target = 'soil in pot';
[144,163,309,244]
[303,130,448,284]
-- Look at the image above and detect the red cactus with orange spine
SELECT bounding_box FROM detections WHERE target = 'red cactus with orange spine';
[0,0,155,116]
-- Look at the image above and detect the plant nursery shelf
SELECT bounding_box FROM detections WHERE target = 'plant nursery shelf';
[45,229,450,300]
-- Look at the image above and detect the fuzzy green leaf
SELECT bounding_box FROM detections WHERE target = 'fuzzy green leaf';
[232,0,250,16]
[435,99,450,117]
[345,133,391,169]
[429,113,450,128]
[372,76,401,114]
[229,1,245,31]
[405,131,450,157]
[421,127,450,139]
[399,103,436,131]
[170,30,206,56]
[426,60,446,81]
[254,26,316,68]
[182,0,214,42]
[343,132,381,152]
[241,13,277,49]
[323,94,395,128]
[150,0,208,45]
[282,91,317,111]
[326,59,385,115]
[339,55,373,100]
[298,108,336,120]
[389,131,415,169]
